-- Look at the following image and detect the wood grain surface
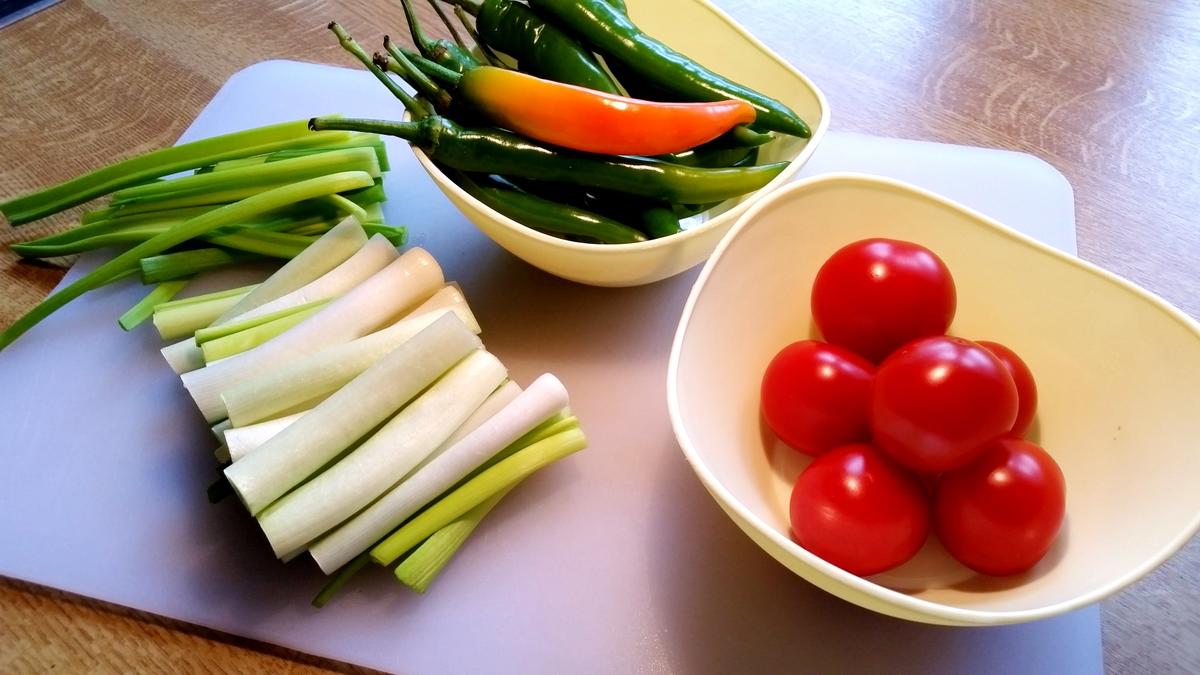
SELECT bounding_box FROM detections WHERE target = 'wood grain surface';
[1,0,1197,672]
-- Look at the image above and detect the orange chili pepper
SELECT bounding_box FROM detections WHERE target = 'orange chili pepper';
[458,66,757,156]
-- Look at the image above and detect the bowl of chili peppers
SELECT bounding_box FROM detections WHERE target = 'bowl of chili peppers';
[318,0,829,286]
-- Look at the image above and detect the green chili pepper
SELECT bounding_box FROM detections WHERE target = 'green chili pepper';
[499,176,678,239]
[449,0,621,94]
[311,116,787,204]
[528,0,810,138]
[662,135,759,168]
[452,171,646,244]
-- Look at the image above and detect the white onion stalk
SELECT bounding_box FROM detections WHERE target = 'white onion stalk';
[406,283,480,333]
[258,350,508,559]
[163,339,207,375]
[228,381,519,465]
[309,373,567,572]
[223,312,478,514]
[214,215,366,322]
[182,247,444,422]
[441,381,522,451]
[211,419,233,444]
[229,233,398,324]
[225,410,309,462]
[153,284,255,340]
[223,285,477,427]
[160,231,395,375]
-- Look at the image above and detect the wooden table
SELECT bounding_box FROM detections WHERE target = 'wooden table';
[1,0,1197,672]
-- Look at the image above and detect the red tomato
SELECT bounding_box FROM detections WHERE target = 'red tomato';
[977,340,1038,437]
[790,444,930,575]
[761,341,875,456]
[935,438,1065,575]
[811,238,956,362]
[871,336,1019,473]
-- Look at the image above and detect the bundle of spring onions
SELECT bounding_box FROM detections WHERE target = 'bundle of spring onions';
[158,219,586,601]
[1,119,586,600]
[0,119,404,350]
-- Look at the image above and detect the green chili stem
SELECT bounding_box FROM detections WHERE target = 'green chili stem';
[425,0,469,50]
[310,116,426,144]
[453,6,506,68]
[400,0,438,56]
[441,0,482,16]
[328,22,427,119]
[388,48,463,89]
[382,37,453,109]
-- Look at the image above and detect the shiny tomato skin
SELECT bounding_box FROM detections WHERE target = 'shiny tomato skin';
[761,340,875,456]
[811,238,957,362]
[790,444,930,576]
[935,438,1065,576]
[977,340,1038,438]
[871,336,1019,473]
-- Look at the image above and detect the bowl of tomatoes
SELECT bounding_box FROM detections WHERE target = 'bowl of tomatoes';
[667,173,1200,625]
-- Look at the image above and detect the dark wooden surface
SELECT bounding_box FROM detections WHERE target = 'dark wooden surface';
[1,0,1197,672]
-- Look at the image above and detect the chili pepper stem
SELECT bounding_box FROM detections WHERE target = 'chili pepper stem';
[388,42,463,87]
[425,0,470,50]
[379,39,453,110]
[309,116,431,147]
[328,22,427,119]
[440,0,482,16]
[399,0,437,56]
[453,5,507,68]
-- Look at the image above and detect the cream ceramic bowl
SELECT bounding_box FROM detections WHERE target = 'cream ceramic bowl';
[667,173,1200,625]
[413,0,829,287]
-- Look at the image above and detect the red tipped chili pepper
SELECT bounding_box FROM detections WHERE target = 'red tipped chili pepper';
[457,66,757,156]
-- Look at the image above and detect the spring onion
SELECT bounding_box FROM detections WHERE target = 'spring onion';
[138,248,260,284]
[371,426,587,566]
[200,301,328,363]
[228,233,399,325]
[214,216,367,323]
[109,147,381,207]
[0,171,375,351]
[261,349,508,559]
[181,247,444,422]
[310,373,564,572]
[394,488,510,593]
[117,280,189,331]
[0,119,355,225]
[223,312,479,514]
[158,220,382,374]
[225,410,309,462]
[223,298,478,426]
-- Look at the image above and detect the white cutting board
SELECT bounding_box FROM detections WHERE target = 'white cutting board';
[0,61,1099,674]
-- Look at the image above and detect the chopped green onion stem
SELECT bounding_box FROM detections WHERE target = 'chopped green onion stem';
[0,170,374,350]
[117,280,189,331]
[371,426,586,566]
[0,120,354,225]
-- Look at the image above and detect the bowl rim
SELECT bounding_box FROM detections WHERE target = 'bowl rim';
[666,171,1200,624]
[411,0,831,254]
